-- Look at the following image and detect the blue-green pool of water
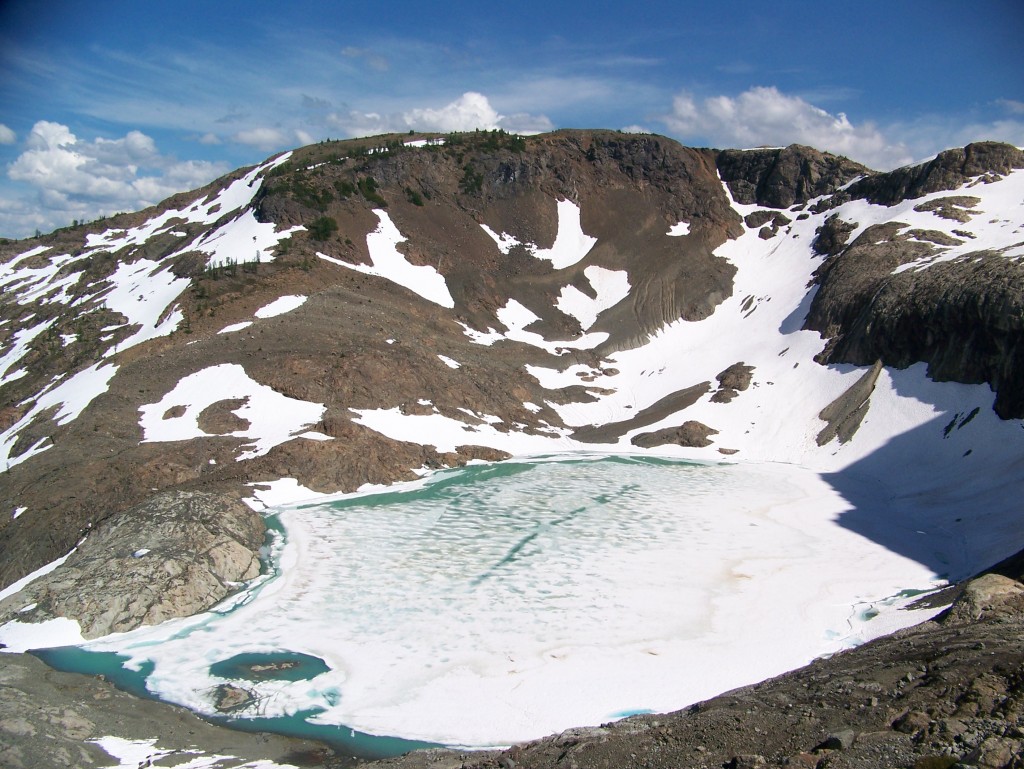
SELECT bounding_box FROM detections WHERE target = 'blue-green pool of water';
[32,645,439,758]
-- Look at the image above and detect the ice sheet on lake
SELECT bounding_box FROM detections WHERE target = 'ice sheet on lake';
[75,457,954,748]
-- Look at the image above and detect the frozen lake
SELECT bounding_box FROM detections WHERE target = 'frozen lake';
[50,455,952,750]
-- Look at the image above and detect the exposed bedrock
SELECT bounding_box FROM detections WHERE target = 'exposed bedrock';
[845,142,1024,205]
[715,144,872,209]
[0,491,264,638]
[806,228,1024,418]
[255,129,744,352]
[816,361,884,446]
[631,420,718,449]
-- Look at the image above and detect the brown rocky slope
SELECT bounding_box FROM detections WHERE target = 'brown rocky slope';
[0,131,1022,768]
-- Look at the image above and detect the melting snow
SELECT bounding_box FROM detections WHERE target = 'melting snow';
[138,364,329,461]
[1,363,119,470]
[254,294,307,319]
[319,210,455,308]
[218,321,253,334]
[0,153,302,472]
[482,199,597,269]
[556,266,630,330]
[480,224,522,255]
[88,736,299,769]
[437,354,461,369]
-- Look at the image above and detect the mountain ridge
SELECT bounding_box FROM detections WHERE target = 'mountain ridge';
[0,129,1022,767]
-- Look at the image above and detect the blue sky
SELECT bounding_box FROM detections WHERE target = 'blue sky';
[1,0,1021,238]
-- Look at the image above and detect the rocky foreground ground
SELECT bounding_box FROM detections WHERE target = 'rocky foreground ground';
[1,557,1022,769]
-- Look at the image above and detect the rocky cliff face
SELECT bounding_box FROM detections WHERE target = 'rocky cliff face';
[716,144,870,208]
[0,491,263,638]
[803,143,1024,417]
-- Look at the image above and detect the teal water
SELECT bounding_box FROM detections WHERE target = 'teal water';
[31,645,439,758]
[208,651,330,682]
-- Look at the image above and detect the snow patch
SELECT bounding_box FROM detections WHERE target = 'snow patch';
[319,210,454,308]
[254,295,307,319]
[437,354,461,369]
[1,363,119,471]
[556,266,631,330]
[218,321,253,334]
[138,364,329,461]
[481,199,597,269]
[89,736,300,769]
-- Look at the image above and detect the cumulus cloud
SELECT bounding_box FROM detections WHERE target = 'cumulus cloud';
[328,92,552,138]
[0,124,15,145]
[2,121,227,238]
[403,92,503,132]
[664,86,913,170]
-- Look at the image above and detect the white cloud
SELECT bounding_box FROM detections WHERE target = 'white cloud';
[231,126,313,152]
[403,92,503,132]
[996,99,1024,115]
[0,124,15,145]
[2,121,227,238]
[231,127,290,151]
[328,92,552,139]
[500,112,555,135]
[663,86,913,170]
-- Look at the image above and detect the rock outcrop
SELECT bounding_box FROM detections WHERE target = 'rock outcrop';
[805,220,1024,418]
[0,652,327,769]
[845,142,1024,205]
[716,144,871,208]
[0,491,263,638]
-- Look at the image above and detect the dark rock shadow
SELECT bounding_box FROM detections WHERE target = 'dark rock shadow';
[779,284,819,335]
[821,371,1024,583]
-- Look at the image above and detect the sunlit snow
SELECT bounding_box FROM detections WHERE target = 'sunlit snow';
[556,266,630,330]
[481,200,596,269]
[0,153,300,471]
[89,736,299,769]
[138,364,329,461]
[319,210,455,308]
[63,457,962,748]
[254,294,307,318]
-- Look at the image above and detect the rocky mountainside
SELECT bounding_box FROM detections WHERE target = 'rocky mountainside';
[0,130,1022,767]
